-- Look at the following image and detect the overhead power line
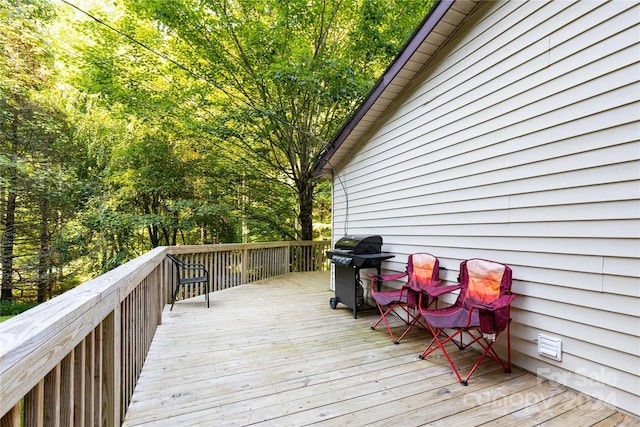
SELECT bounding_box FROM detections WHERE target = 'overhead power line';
[57,0,330,147]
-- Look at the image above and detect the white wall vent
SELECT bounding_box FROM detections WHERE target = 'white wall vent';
[538,334,562,361]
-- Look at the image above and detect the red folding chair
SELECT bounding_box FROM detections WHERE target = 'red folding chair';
[418,258,514,385]
[368,253,440,344]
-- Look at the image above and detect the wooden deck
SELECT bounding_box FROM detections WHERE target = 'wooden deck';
[123,271,637,426]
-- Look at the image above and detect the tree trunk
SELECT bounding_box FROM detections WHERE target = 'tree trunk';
[37,198,50,303]
[297,173,315,241]
[144,193,164,247]
[147,224,160,247]
[1,129,19,302]
[1,190,16,301]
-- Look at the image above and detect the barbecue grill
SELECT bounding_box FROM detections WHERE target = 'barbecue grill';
[326,235,394,318]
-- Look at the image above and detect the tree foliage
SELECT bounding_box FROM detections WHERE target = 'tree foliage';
[125,0,435,240]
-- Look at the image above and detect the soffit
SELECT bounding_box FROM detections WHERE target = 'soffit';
[315,0,479,177]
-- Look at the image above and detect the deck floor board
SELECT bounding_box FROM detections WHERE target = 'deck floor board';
[123,271,636,426]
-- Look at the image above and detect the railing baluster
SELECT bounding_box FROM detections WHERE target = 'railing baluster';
[0,403,20,427]
[24,381,43,427]
[60,353,74,426]
[74,341,85,427]
[94,323,102,427]
[84,332,93,427]
[44,364,60,426]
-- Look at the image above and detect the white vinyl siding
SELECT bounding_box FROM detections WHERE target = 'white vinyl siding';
[331,0,639,415]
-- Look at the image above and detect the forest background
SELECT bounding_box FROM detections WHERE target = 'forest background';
[0,0,435,311]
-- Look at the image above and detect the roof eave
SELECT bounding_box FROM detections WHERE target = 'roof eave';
[314,0,456,178]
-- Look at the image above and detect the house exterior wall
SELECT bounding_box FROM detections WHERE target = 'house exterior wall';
[330,0,639,415]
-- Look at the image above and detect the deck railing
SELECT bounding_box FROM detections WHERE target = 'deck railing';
[0,240,330,426]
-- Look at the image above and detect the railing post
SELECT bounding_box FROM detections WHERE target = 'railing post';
[285,242,291,273]
[241,246,249,285]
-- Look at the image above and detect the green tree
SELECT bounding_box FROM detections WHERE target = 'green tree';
[61,0,244,258]
[1,0,53,301]
[126,0,436,241]
[0,0,84,301]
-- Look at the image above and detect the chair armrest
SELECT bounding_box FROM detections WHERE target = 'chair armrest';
[367,272,407,282]
[404,279,441,294]
[413,281,444,311]
[167,255,208,273]
[181,263,207,271]
[472,294,515,311]
[425,283,462,297]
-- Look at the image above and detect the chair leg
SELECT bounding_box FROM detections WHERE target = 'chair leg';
[371,302,418,344]
[459,329,510,385]
[420,325,512,385]
[170,283,182,311]
[396,297,436,344]
[460,340,490,385]
[419,325,466,383]
[395,312,428,344]
[371,303,399,343]
[506,321,512,372]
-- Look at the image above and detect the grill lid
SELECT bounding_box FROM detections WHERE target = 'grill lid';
[334,235,382,254]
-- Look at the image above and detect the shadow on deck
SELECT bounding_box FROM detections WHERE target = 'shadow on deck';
[123,271,636,426]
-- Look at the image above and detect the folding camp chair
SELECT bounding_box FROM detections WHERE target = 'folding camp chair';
[418,258,514,385]
[167,254,210,311]
[368,253,440,344]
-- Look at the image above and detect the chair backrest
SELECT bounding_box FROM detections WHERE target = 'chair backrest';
[167,253,182,266]
[457,258,512,309]
[167,254,184,280]
[407,253,439,290]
